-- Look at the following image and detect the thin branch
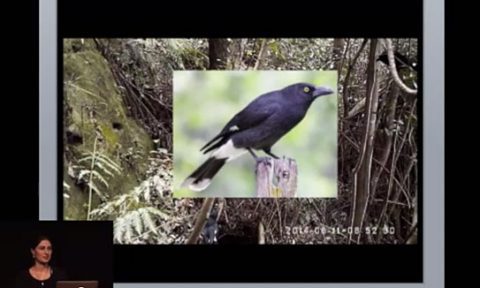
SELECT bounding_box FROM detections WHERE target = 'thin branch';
[253,39,267,70]
[338,39,351,75]
[342,39,368,118]
[186,198,215,244]
[258,221,265,244]
[383,39,417,95]
[87,136,98,220]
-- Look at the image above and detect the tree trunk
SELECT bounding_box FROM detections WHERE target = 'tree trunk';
[230,38,247,69]
[350,39,380,243]
[208,38,247,70]
[370,82,400,200]
[333,38,345,72]
[209,39,230,69]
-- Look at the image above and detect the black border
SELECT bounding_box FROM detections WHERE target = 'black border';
[58,0,423,283]
[3,0,39,221]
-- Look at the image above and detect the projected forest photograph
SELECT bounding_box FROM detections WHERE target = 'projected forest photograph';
[62,38,418,245]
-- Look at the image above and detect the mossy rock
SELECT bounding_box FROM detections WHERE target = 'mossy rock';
[63,39,153,220]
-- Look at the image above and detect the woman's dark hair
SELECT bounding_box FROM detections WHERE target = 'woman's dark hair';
[30,234,52,250]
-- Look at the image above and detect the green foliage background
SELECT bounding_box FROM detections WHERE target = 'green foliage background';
[173,71,338,197]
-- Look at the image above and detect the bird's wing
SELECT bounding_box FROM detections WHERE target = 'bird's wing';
[200,95,281,154]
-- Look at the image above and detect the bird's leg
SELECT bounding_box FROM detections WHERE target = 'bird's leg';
[247,147,259,159]
[248,148,270,165]
[263,148,280,159]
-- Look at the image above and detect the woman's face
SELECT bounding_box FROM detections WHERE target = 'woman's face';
[31,239,52,265]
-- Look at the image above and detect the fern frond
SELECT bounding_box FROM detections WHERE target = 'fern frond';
[91,170,109,188]
[133,210,143,235]
[95,154,122,173]
[125,219,134,243]
[114,218,126,244]
[78,155,94,163]
[78,169,91,180]
[141,209,159,235]
[87,182,107,201]
[94,161,114,177]
[144,207,169,220]
[63,182,70,191]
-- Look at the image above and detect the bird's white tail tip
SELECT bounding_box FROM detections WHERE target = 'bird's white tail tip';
[181,177,211,192]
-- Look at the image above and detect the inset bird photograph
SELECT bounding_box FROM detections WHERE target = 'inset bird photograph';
[173,71,338,198]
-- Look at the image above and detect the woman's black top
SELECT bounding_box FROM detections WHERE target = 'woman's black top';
[14,267,67,288]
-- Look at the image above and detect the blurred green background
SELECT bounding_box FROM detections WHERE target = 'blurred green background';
[173,71,337,198]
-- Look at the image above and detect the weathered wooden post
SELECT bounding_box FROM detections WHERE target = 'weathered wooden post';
[256,157,297,197]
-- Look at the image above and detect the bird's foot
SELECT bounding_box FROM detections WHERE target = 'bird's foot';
[255,156,271,166]
[268,153,280,160]
[263,148,280,159]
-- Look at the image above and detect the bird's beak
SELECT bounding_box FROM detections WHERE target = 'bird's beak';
[313,86,334,98]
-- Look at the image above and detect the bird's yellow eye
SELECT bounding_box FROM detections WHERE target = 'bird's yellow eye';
[303,86,310,93]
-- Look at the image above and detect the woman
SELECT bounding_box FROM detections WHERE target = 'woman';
[14,234,67,288]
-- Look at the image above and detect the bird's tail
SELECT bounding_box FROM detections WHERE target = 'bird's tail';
[181,157,227,191]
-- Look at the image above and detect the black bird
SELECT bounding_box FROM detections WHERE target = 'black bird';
[181,82,334,191]
[377,51,417,72]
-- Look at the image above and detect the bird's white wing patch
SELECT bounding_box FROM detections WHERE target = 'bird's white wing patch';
[229,125,239,131]
[211,139,246,161]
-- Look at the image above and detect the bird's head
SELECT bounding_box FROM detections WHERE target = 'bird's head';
[283,83,335,103]
[311,85,334,98]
